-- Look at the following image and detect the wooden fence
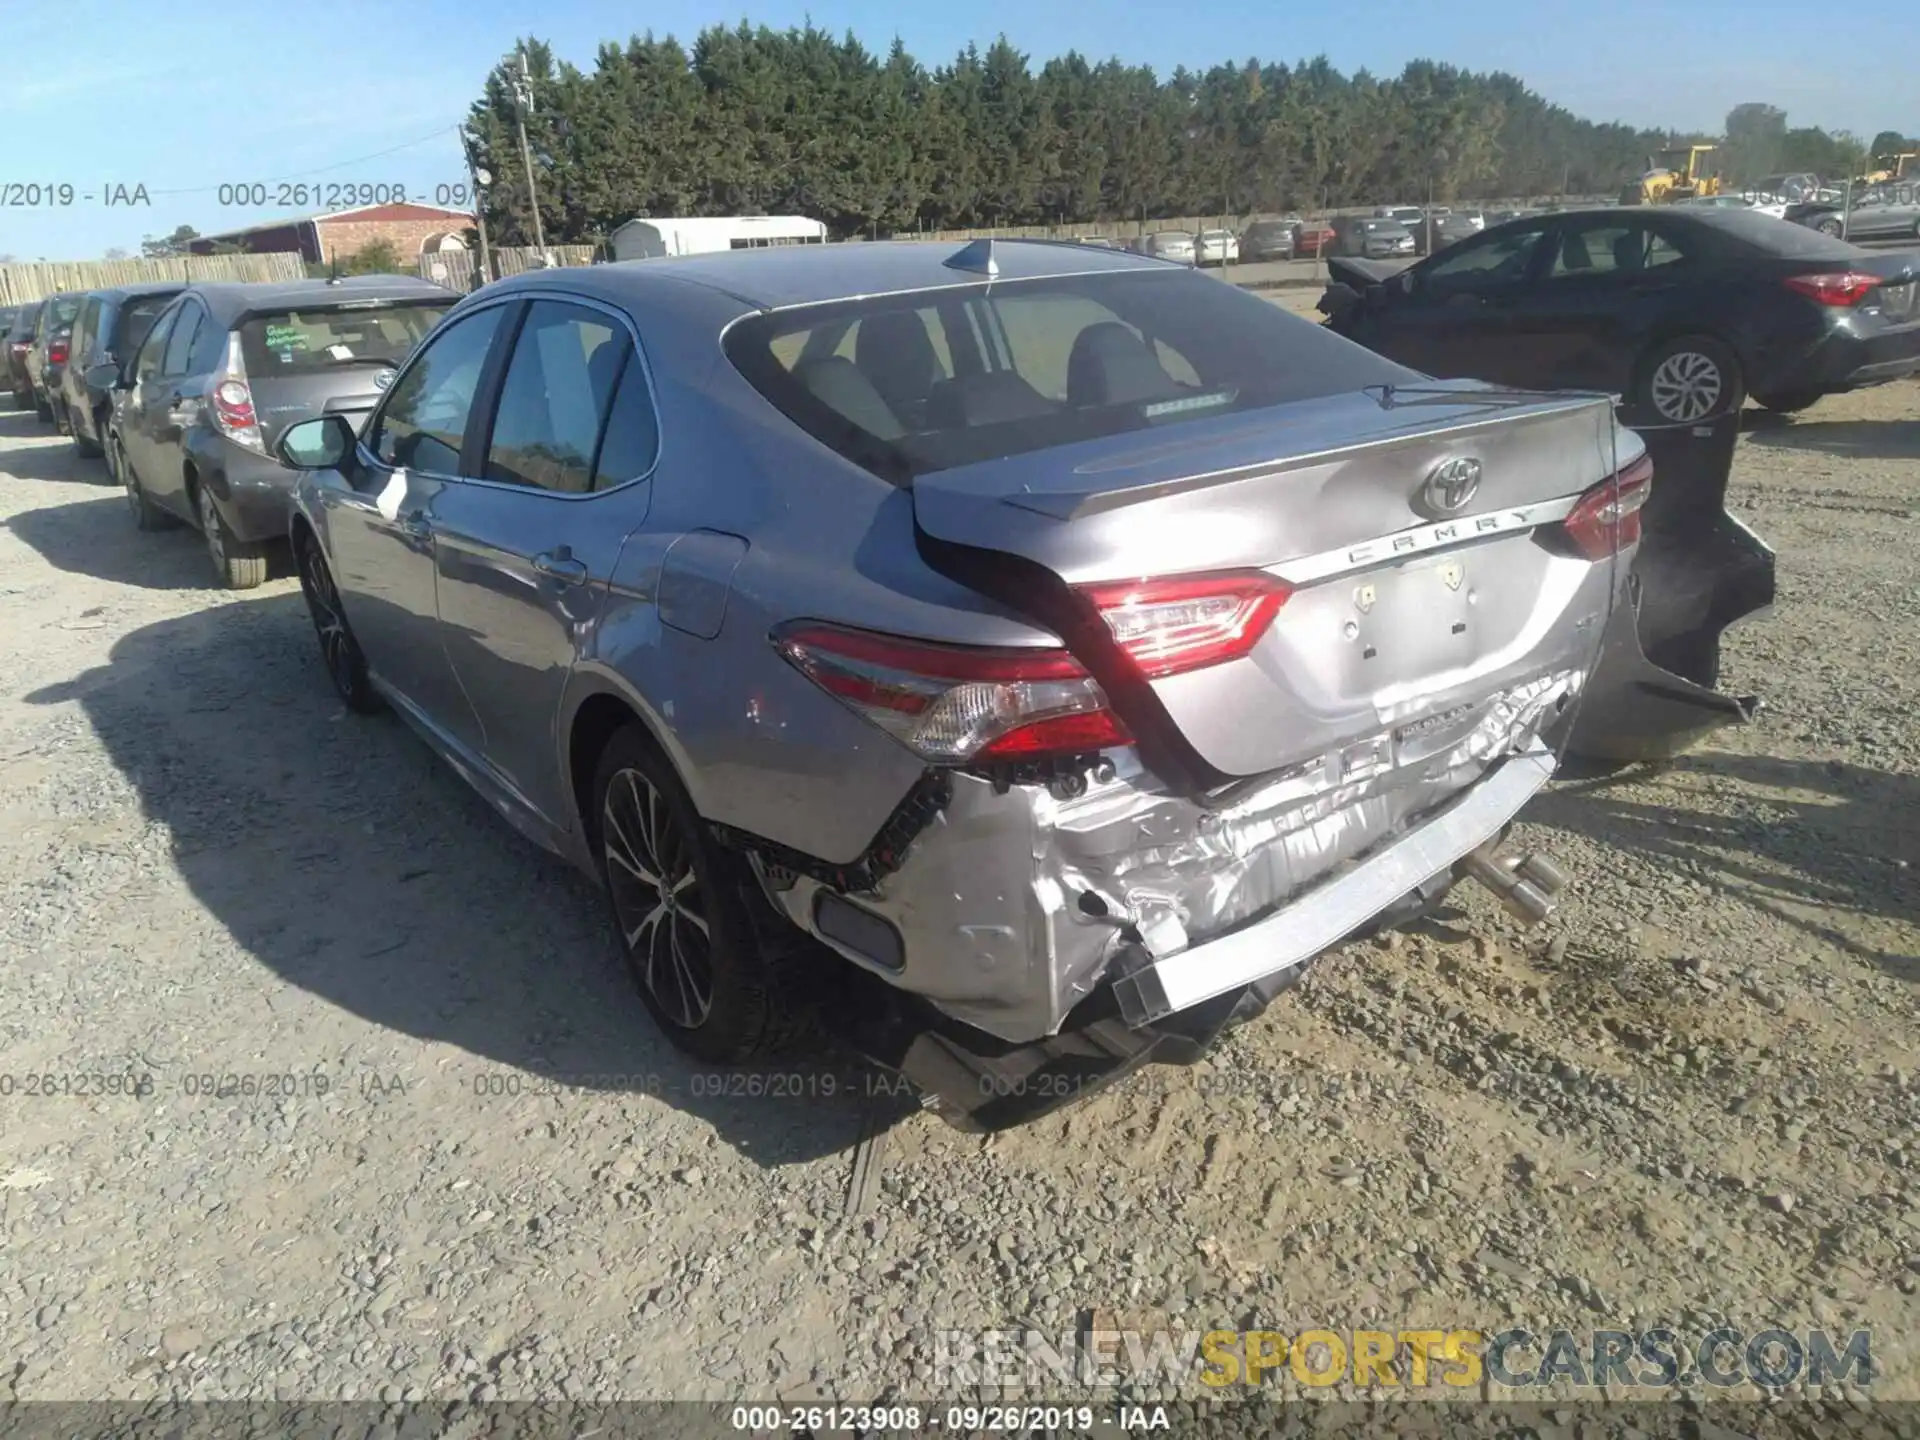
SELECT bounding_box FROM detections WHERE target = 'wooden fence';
[415,244,600,290]
[0,252,306,305]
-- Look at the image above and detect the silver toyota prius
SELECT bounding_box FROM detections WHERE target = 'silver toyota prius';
[276,239,1649,1125]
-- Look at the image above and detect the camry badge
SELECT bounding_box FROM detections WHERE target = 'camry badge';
[1420,456,1483,515]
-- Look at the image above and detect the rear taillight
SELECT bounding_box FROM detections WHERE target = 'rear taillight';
[212,331,265,453]
[1783,271,1880,306]
[1078,571,1291,679]
[1562,452,1655,560]
[775,623,1132,764]
[48,337,68,366]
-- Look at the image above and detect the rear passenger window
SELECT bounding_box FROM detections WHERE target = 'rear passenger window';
[483,300,626,493]
[592,356,659,490]
[162,307,201,375]
[188,318,227,374]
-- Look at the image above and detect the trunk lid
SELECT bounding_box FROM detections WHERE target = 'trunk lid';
[913,383,1625,781]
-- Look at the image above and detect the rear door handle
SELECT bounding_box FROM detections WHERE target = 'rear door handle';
[532,548,588,584]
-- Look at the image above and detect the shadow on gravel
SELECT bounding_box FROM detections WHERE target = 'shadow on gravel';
[0,425,109,485]
[1742,414,1920,461]
[6,493,218,591]
[1533,752,1919,983]
[24,594,889,1168]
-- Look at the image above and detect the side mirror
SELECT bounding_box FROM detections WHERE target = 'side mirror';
[277,414,356,470]
[1318,283,1363,317]
[84,360,126,391]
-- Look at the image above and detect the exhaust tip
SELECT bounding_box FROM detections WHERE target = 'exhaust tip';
[1458,842,1563,926]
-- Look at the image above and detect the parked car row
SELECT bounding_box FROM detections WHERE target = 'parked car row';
[5,274,459,587]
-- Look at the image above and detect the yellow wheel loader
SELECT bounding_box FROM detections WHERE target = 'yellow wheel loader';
[1855,152,1917,187]
[1619,144,1724,206]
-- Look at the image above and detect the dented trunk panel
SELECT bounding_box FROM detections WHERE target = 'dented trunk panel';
[912,385,1629,779]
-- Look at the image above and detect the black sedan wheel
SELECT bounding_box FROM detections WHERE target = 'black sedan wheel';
[592,727,787,1065]
[295,533,383,714]
[1639,334,1743,425]
[1815,216,1843,237]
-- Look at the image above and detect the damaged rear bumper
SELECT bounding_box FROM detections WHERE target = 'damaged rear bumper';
[1108,741,1555,1026]
[763,668,1581,1048]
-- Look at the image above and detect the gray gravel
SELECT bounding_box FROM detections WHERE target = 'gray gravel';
[0,381,1915,1405]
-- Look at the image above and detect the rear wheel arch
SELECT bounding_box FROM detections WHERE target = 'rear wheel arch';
[566,687,685,854]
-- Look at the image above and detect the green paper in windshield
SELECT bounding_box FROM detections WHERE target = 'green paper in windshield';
[262,323,309,354]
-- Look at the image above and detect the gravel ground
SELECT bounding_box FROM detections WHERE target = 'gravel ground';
[0,375,1915,1412]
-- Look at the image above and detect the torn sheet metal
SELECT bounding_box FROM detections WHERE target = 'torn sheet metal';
[772,668,1579,1046]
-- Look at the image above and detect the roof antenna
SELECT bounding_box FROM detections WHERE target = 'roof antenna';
[328,243,341,285]
[944,237,998,278]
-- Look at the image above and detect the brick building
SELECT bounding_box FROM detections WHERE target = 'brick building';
[188,203,476,264]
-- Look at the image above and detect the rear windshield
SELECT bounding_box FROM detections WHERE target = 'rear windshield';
[238,301,451,376]
[725,269,1414,483]
[8,304,42,339]
[42,295,81,331]
[113,294,180,358]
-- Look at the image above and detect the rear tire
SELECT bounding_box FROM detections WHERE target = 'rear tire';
[1636,334,1743,426]
[1815,216,1843,237]
[71,406,103,459]
[1753,389,1824,416]
[195,482,268,590]
[119,440,174,532]
[591,727,793,1066]
[33,394,52,424]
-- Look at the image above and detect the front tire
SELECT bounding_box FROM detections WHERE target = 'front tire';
[1816,217,1843,237]
[195,482,268,590]
[592,727,791,1065]
[294,531,383,714]
[1637,334,1743,425]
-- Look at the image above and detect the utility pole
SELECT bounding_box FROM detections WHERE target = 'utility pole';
[510,47,549,258]
[460,125,495,289]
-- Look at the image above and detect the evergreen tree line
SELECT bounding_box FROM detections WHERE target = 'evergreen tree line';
[459,28,1913,245]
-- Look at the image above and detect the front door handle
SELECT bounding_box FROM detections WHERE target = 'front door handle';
[532,548,588,584]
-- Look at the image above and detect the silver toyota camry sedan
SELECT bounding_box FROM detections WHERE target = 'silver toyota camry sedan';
[276,238,1648,1125]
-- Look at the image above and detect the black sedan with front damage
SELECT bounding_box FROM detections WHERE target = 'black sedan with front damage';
[1319,205,1920,422]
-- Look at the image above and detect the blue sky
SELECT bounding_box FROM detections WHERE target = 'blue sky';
[2,0,1912,259]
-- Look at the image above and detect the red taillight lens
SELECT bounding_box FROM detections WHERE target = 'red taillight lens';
[48,339,68,366]
[1078,571,1291,679]
[1783,270,1880,306]
[775,623,1132,763]
[212,378,256,428]
[1562,452,1655,560]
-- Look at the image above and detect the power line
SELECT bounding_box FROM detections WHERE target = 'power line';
[144,124,469,195]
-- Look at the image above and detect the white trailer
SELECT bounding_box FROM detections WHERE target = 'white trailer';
[608,215,828,262]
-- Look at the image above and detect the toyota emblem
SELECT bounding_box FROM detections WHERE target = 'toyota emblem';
[1420,456,1482,515]
[372,368,396,392]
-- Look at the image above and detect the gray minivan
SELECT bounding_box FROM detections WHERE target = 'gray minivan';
[96,274,458,587]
